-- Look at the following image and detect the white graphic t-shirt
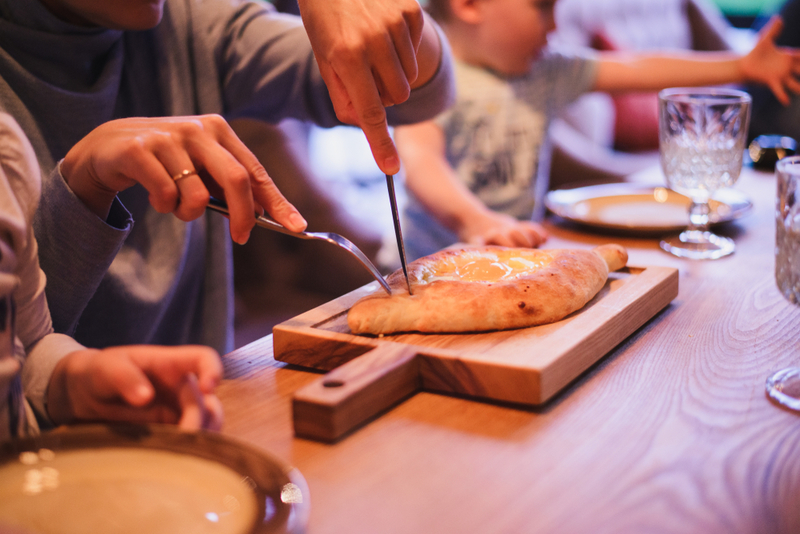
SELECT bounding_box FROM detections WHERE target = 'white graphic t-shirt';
[403,49,597,260]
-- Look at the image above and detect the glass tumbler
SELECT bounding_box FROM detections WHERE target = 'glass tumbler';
[766,155,800,411]
[776,155,800,303]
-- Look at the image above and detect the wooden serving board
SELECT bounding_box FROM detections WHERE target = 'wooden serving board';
[274,265,678,442]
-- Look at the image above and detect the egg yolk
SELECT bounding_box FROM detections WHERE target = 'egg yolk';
[417,250,552,283]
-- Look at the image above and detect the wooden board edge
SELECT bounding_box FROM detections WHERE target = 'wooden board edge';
[292,345,421,442]
[273,324,378,370]
[537,265,679,402]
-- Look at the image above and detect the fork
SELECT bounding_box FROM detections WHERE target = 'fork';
[206,197,392,295]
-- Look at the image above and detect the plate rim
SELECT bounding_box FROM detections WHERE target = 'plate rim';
[0,424,310,534]
[545,182,753,235]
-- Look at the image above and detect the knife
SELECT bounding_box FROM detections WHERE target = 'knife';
[385,174,412,294]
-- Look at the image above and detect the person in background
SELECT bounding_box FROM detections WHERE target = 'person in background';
[0,113,222,441]
[748,0,800,142]
[0,0,454,355]
[396,0,800,261]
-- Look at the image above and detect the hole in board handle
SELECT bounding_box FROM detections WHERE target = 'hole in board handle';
[323,379,345,388]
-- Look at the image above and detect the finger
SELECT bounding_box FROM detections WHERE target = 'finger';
[118,150,181,214]
[90,351,156,408]
[351,96,399,174]
[527,232,545,248]
[485,232,515,248]
[370,44,412,106]
[522,223,548,246]
[331,56,400,174]
[202,395,224,431]
[374,74,397,108]
[387,10,420,87]
[211,124,308,233]
[185,140,256,244]
[192,348,223,394]
[126,345,222,392]
[786,76,800,95]
[758,15,783,41]
[784,76,800,94]
[770,80,790,106]
[319,60,399,171]
[367,30,412,106]
[403,1,425,53]
[318,62,359,125]
[257,173,308,232]
[173,172,210,221]
[152,144,210,222]
[176,378,223,431]
[365,132,400,175]
[465,234,487,246]
[178,374,205,431]
[507,228,536,248]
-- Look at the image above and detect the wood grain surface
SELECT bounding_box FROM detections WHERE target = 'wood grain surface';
[218,167,800,534]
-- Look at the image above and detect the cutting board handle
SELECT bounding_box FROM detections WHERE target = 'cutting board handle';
[292,344,421,442]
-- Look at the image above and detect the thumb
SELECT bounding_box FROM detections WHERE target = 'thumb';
[106,356,155,407]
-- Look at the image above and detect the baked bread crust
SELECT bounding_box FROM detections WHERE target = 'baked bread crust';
[347,244,628,335]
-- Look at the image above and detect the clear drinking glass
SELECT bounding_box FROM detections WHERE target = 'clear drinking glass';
[658,87,752,260]
[766,156,800,412]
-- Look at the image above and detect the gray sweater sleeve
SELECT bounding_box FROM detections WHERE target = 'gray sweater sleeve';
[33,163,132,336]
[0,113,86,433]
[200,0,455,127]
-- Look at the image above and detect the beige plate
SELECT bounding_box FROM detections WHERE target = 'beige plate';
[0,425,309,534]
[545,183,753,235]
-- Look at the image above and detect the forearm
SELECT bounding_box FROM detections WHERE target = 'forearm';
[594,51,743,93]
[407,164,493,238]
[396,125,494,239]
[594,17,800,107]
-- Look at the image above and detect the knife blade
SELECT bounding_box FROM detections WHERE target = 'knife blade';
[385,174,412,294]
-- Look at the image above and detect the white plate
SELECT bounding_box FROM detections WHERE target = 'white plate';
[545,183,753,235]
[0,425,309,534]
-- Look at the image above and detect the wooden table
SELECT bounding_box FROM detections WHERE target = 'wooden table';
[218,166,800,534]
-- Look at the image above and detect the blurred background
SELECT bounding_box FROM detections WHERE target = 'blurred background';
[712,0,785,26]
[233,0,798,348]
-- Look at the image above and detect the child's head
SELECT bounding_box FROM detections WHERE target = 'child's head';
[425,0,558,76]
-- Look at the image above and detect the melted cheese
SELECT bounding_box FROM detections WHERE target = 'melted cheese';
[416,249,553,284]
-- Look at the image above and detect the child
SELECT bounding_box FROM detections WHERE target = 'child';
[396,0,800,260]
[0,113,222,441]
